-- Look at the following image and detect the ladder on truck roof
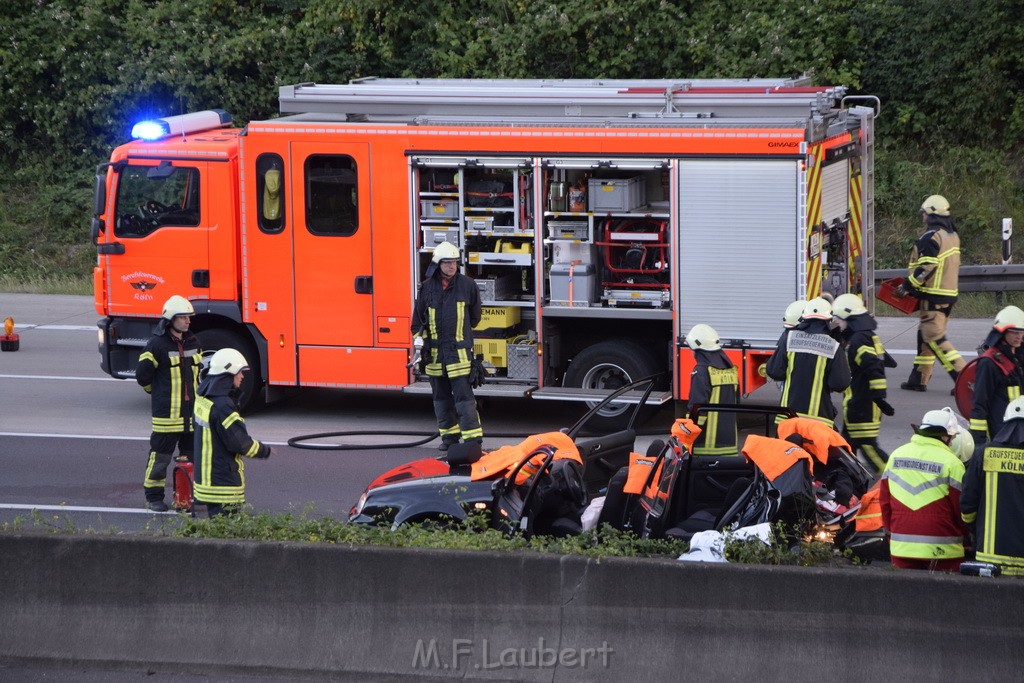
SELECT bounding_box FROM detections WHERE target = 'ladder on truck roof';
[278,77,848,122]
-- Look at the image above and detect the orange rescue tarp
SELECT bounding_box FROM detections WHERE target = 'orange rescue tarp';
[741,434,815,482]
[776,417,851,464]
[623,452,663,496]
[853,482,883,532]
[671,418,702,452]
[470,431,581,484]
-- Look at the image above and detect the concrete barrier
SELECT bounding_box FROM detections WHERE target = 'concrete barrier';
[1,533,1022,681]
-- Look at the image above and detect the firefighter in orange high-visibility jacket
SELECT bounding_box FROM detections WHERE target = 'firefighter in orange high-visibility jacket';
[968,306,1024,444]
[765,297,851,426]
[684,324,738,456]
[898,194,966,391]
[961,397,1024,576]
[193,348,273,517]
[412,242,484,451]
[136,295,203,512]
[880,407,969,572]
[832,293,897,474]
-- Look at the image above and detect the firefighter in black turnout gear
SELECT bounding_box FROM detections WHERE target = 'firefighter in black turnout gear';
[412,242,484,450]
[685,323,739,455]
[832,293,897,474]
[136,295,202,511]
[766,297,851,426]
[961,397,1024,576]
[969,306,1024,445]
[193,348,273,517]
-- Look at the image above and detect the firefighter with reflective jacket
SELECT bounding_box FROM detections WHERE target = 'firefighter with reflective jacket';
[766,297,851,426]
[193,348,273,517]
[961,397,1024,576]
[898,194,966,391]
[880,407,969,571]
[968,306,1024,444]
[136,295,203,511]
[412,242,484,450]
[685,324,738,456]
[833,293,897,474]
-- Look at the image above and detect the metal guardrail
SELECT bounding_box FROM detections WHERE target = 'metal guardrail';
[875,264,1024,293]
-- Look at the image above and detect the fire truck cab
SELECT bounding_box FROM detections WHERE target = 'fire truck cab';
[92,78,877,428]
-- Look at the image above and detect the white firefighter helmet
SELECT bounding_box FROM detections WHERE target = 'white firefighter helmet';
[162,295,195,319]
[801,297,833,321]
[920,406,959,437]
[1004,396,1024,422]
[921,194,951,216]
[949,426,975,463]
[432,241,461,263]
[993,305,1024,333]
[208,348,249,376]
[783,300,807,328]
[832,293,868,320]
[686,323,721,352]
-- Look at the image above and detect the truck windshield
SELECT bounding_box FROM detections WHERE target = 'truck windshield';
[115,164,201,237]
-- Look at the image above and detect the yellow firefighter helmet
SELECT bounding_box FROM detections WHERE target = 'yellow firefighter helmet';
[832,293,868,320]
[685,323,721,352]
[921,194,951,216]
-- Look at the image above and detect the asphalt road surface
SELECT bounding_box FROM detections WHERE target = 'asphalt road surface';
[0,293,994,529]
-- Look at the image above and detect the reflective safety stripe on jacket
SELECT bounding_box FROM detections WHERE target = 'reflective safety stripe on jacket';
[960,443,1024,576]
[908,228,960,300]
[690,362,739,456]
[880,434,966,560]
[192,394,270,505]
[136,329,202,433]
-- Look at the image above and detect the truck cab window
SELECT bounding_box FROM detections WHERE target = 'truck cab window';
[305,155,358,236]
[256,154,285,234]
[114,165,201,237]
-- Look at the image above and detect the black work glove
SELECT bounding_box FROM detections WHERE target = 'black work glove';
[894,284,909,298]
[874,398,895,417]
[469,355,486,389]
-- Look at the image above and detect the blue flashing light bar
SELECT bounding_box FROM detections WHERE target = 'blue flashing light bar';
[130,109,233,141]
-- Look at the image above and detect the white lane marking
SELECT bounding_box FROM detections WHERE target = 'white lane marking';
[10,324,96,331]
[0,431,290,447]
[0,503,176,515]
[0,374,122,382]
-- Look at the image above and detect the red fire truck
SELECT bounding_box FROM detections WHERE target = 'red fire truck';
[92,78,878,428]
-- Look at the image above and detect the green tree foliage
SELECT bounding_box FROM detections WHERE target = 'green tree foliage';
[2,0,1023,283]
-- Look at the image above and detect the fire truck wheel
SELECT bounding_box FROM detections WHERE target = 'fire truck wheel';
[563,340,663,431]
[196,328,265,413]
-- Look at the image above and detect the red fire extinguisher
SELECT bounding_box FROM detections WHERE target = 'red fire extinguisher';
[172,456,194,514]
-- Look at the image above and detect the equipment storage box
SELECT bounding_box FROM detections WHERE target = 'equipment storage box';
[549,263,597,306]
[423,228,460,247]
[473,306,521,338]
[547,220,589,239]
[552,242,595,265]
[507,341,539,380]
[420,199,459,219]
[588,177,646,213]
[465,216,494,231]
[474,337,517,368]
[475,274,519,302]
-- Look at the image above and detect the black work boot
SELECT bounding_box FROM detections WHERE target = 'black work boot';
[900,368,927,392]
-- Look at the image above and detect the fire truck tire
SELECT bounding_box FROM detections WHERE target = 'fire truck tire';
[563,340,663,431]
[195,328,264,413]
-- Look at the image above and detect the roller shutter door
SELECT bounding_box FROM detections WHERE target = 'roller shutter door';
[677,159,804,343]
[821,160,849,226]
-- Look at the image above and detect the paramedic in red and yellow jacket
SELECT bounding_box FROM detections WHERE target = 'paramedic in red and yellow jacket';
[880,407,968,571]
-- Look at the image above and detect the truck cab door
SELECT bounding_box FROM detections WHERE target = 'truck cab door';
[290,142,373,347]
[100,162,210,315]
